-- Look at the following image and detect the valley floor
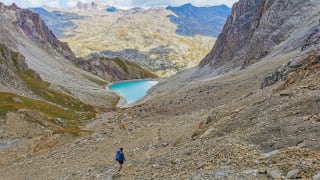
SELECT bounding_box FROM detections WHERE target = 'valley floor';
[1,49,320,179]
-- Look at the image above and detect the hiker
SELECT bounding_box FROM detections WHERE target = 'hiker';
[115,148,125,171]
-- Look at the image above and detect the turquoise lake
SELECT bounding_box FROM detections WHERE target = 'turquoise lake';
[109,80,158,104]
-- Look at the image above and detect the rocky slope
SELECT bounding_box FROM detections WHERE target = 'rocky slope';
[14,4,75,61]
[200,0,318,72]
[1,1,320,179]
[0,2,118,107]
[76,57,157,81]
[0,2,156,168]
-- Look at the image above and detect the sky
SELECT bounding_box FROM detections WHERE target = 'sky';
[1,0,238,9]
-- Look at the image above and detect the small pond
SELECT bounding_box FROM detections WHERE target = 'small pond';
[109,80,158,104]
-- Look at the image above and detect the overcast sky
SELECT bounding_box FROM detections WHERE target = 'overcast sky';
[1,0,238,9]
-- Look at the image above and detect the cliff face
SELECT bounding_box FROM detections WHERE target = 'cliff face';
[200,0,318,71]
[0,2,75,60]
[12,4,75,60]
[0,44,30,90]
[77,57,157,81]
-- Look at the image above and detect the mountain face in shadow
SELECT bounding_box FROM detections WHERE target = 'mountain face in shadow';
[166,3,231,37]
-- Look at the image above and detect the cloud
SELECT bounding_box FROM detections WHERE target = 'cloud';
[1,0,238,9]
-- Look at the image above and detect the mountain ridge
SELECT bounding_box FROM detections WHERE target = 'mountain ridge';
[199,0,318,72]
[29,4,227,76]
[167,3,231,37]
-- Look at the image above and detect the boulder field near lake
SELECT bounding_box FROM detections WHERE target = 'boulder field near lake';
[0,0,320,179]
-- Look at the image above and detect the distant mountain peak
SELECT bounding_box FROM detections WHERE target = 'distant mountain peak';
[73,1,107,11]
[166,4,231,37]
[182,3,193,7]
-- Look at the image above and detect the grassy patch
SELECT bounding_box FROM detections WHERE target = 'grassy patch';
[7,47,95,113]
[0,44,97,131]
[127,60,158,78]
[105,57,157,78]
[109,57,129,73]
[53,128,93,135]
[0,92,95,127]
[83,74,107,86]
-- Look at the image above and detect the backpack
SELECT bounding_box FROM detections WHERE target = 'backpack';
[116,150,124,161]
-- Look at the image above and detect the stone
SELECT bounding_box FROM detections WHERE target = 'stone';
[259,150,279,159]
[197,162,205,169]
[286,169,301,179]
[206,116,213,124]
[200,126,216,138]
[55,118,63,125]
[193,172,202,180]
[267,169,282,179]
[313,173,320,180]
[215,172,229,178]
[242,169,259,176]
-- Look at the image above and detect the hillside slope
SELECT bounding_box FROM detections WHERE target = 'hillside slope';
[0,2,156,167]
[0,3,116,107]
[1,1,320,179]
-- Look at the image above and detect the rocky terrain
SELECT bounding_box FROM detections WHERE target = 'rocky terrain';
[0,2,156,169]
[200,0,318,72]
[34,3,224,76]
[1,0,320,179]
[76,57,157,82]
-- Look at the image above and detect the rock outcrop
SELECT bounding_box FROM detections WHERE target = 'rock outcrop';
[12,4,75,60]
[261,48,320,91]
[0,43,40,90]
[90,46,177,73]
[261,25,320,89]
[200,0,318,71]
[77,57,157,81]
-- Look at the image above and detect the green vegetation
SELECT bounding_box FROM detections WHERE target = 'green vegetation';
[127,60,158,78]
[108,57,158,78]
[0,92,95,126]
[8,48,94,113]
[110,57,129,73]
[0,44,97,132]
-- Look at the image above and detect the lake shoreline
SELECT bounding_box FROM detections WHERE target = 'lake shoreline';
[107,78,161,108]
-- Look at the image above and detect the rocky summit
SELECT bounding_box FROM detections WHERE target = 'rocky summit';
[1,0,320,179]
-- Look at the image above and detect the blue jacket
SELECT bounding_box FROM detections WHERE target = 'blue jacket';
[116,150,125,161]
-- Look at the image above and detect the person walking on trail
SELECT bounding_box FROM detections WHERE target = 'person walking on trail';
[116,148,125,171]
